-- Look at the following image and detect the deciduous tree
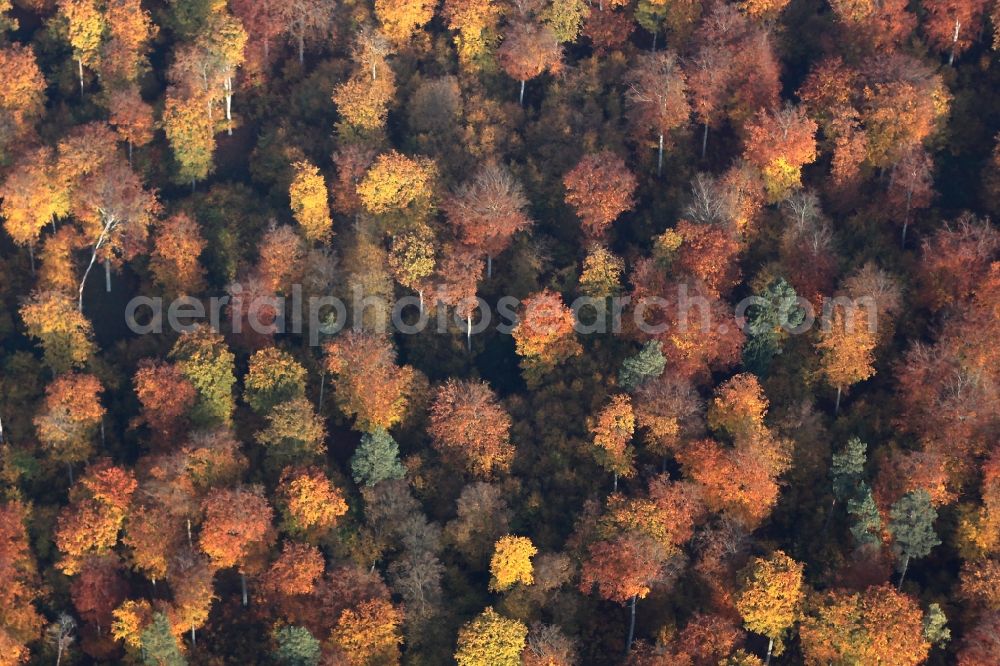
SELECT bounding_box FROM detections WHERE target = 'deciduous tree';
[498,21,562,105]
[489,536,537,591]
[289,160,333,243]
[1,147,68,253]
[512,290,581,383]
[443,162,531,276]
[199,485,274,572]
[20,290,96,374]
[356,151,436,224]
[243,347,307,414]
[626,52,690,175]
[329,598,404,664]
[887,146,933,247]
[0,501,44,663]
[57,0,105,94]
[743,105,818,203]
[107,85,154,162]
[55,461,136,574]
[735,551,805,663]
[429,379,514,479]
[590,394,636,489]
[169,325,236,427]
[455,607,528,666]
[149,213,207,296]
[563,152,637,239]
[800,585,930,665]
[443,0,502,64]
[325,332,414,432]
[924,0,990,64]
[163,92,216,185]
[375,0,435,45]
[276,466,348,540]
[816,304,877,412]
[101,0,157,86]
[132,360,196,448]
[35,373,105,471]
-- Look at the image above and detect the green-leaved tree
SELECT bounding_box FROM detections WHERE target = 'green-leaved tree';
[890,490,940,588]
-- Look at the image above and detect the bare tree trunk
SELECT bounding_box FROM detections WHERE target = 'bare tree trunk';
[949,21,960,66]
[191,625,196,646]
[225,75,233,136]
[79,220,113,312]
[765,637,774,666]
[613,472,618,492]
[657,134,664,177]
[519,80,526,106]
[104,258,111,292]
[651,32,657,52]
[898,554,910,589]
[67,462,74,485]
[625,595,637,654]
[702,123,709,159]
[418,290,424,316]
[241,573,248,607]
[28,244,34,274]
[56,644,63,666]
[128,140,133,166]
[299,31,305,64]
[487,254,493,278]
[835,386,842,414]
[187,519,192,548]
[901,187,912,248]
[78,58,84,95]
[318,370,326,410]
[822,497,837,534]
[466,315,472,352]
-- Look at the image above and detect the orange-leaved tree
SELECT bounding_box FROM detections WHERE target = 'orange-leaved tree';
[276,466,348,541]
[443,162,531,277]
[799,585,930,665]
[589,394,637,490]
[55,460,137,575]
[429,379,514,479]
[198,485,275,606]
[563,152,637,240]
[34,373,105,474]
[626,51,690,176]
[816,303,877,413]
[743,104,818,203]
[512,289,581,385]
[325,331,415,433]
[498,20,561,105]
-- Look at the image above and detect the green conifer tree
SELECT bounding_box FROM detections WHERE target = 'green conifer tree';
[351,427,406,487]
[273,625,322,666]
[140,613,186,666]
[890,490,940,588]
[619,341,666,390]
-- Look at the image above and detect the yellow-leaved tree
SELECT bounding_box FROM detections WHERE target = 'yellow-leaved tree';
[289,160,333,243]
[816,304,877,413]
[735,550,806,664]
[455,607,528,666]
[489,536,537,591]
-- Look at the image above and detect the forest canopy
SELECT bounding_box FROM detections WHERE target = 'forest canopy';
[0,0,999,664]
